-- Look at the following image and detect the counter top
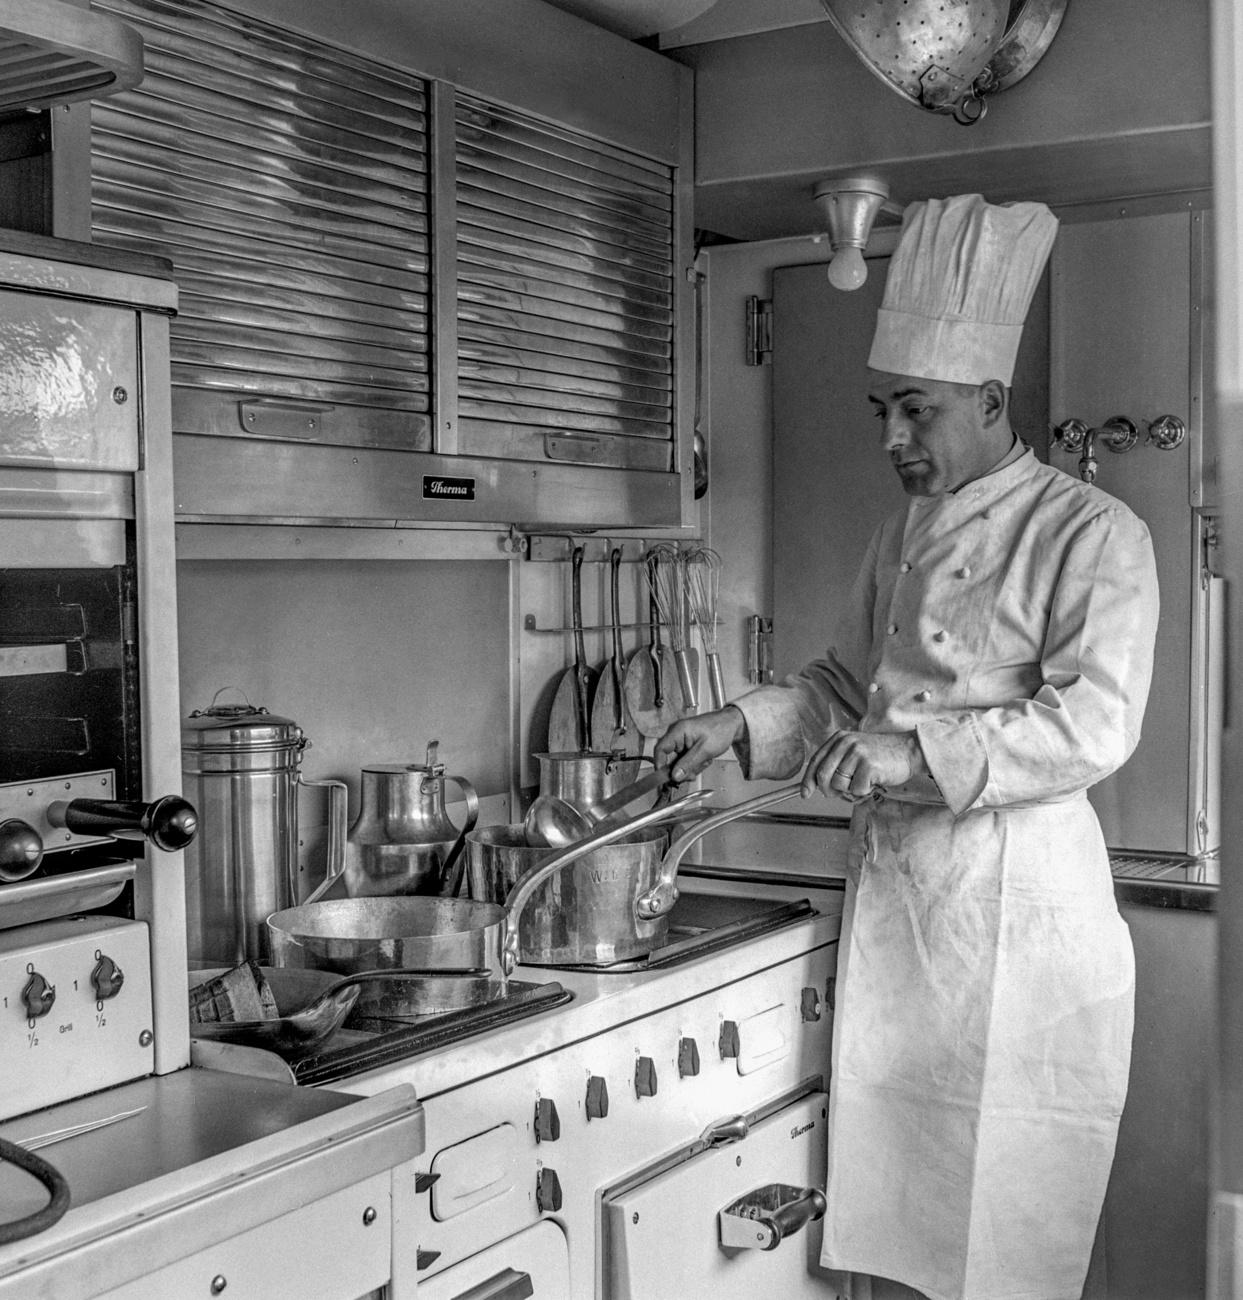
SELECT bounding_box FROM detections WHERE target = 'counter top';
[0,1069,422,1298]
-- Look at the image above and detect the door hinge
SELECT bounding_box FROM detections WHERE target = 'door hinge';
[747,614,773,685]
[745,296,773,366]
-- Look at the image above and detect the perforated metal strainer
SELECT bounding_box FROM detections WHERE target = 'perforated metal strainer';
[820,0,1007,117]
[820,0,1068,123]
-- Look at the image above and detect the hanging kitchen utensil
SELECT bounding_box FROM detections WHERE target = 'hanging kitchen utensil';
[818,0,1009,123]
[589,547,644,764]
[341,741,479,899]
[686,547,726,710]
[546,545,597,753]
[523,764,675,849]
[648,543,699,711]
[624,550,685,737]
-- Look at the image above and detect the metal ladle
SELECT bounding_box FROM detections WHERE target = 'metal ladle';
[523,765,674,848]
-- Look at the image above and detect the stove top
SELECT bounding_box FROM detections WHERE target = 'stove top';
[265,891,826,1087]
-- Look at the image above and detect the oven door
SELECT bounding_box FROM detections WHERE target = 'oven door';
[417,1219,570,1300]
[602,1088,837,1299]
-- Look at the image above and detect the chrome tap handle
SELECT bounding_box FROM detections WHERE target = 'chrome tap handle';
[1147,414,1187,449]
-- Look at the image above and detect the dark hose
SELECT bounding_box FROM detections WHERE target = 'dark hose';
[0,1137,71,1243]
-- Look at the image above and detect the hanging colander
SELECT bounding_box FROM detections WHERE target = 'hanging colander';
[819,0,1008,119]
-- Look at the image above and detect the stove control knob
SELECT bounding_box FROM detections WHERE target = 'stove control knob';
[91,954,125,1001]
[534,1097,560,1143]
[678,1036,701,1077]
[536,1166,563,1214]
[801,986,822,1022]
[719,1020,740,1059]
[21,971,55,1019]
[586,1075,609,1120]
[635,1055,658,1098]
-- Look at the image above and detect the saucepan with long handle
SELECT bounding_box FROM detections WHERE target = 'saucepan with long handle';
[501,782,803,974]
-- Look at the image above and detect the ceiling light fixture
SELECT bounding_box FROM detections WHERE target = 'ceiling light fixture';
[813,176,890,292]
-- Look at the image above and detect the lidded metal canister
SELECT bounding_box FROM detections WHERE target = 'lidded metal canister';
[181,694,344,966]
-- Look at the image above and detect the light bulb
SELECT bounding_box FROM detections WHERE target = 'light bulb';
[827,245,867,291]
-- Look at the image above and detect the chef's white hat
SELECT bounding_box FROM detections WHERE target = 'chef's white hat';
[868,193,1058,386]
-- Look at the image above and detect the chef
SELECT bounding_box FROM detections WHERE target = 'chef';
[655,193,1159,1300]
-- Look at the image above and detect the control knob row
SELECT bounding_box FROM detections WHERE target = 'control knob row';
[17,955,125,1019]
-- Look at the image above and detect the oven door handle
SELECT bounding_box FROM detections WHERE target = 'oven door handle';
[449,1266,534,1300]
[719,1183,827,1252]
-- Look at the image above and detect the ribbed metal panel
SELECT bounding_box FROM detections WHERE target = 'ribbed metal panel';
[456,94,675,471]
[89,0,431,451]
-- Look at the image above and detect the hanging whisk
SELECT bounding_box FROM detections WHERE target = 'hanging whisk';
[685,547,725,710]
[645,543,698,711]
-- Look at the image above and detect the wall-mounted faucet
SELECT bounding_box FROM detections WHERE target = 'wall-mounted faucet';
[1052,415,1186,484]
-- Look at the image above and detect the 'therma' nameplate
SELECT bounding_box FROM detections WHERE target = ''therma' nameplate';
[422,475,476,502]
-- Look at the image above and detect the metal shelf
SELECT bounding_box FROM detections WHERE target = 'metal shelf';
[0,0,143,113]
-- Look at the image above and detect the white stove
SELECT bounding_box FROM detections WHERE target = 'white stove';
[323,877,845,1298]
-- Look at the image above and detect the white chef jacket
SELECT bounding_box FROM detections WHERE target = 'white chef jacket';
[733,449,1159,1300]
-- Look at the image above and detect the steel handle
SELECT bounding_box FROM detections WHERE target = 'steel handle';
[500,789,713,975]
[706,651,726,710]
[438,776,480,898]
[674,647,698,711]
[636,783,802,920]
[763,1187,827,1250]
[297,777,348,903]
[46,795,197,852]
[448,1266,534,1300]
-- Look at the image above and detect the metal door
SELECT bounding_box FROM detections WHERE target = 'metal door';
[601,1089,833,1298]
[1050,209,1216,856]
[417,1220,571,1300]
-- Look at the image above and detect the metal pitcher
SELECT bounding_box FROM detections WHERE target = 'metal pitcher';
[181,693,346,967]
[343,741,479,898]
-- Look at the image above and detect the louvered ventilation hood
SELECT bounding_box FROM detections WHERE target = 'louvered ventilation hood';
[0,0,142,113]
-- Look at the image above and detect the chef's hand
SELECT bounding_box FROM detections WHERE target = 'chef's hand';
[803,730,928,802]
[654,706,746,784]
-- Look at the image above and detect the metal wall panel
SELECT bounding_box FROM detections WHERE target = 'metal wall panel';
[90,0,432,451]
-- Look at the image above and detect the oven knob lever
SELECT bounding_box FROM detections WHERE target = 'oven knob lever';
[586,1075,609,1120]
[21,971,55,1019]
[536,1166,562,1214]
[635,1056,658,1098]
[414,1172,439,1194]
[0,819,43,883]
[91,955,125,1001]
[719,1019,740,1059]
[703,1115,749,1148]
[678,1036,700,1077]
[46,795,198,852]
[535,1097,561,1143]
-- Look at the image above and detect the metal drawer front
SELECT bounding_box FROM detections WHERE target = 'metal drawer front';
[90,0,431,452]
[456,95,675,470]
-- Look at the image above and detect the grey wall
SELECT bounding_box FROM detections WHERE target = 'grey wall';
[176,558,512,884]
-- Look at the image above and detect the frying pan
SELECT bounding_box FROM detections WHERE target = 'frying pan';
[624,550,684,738]
[590,547,644,763]
[547,545,597,752]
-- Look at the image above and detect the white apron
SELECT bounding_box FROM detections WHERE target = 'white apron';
[733,452,1159,1300]
[822,794,1133,1300]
